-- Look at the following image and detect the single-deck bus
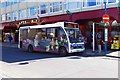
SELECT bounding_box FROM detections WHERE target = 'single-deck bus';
[18,22,85,55]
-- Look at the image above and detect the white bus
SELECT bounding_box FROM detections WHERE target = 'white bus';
[18,22,85,55]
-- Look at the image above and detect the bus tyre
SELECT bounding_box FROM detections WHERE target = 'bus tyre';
[28,45,33,53]
[59,47,67,56]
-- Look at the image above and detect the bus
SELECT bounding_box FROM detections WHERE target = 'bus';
[18,22,85,55]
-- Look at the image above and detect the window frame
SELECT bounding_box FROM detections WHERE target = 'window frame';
[12,11,19,20]
[28,7,37,17]
[108,0,116,4]
[1,14,6,21]
[12,0,19,5]
[87,0,97,7]
[19,9,27,19]
[6,0,11,6]
[40,4,47,14]
[1,2,5,8]
[50,2,63,13]
[6,13,11,21]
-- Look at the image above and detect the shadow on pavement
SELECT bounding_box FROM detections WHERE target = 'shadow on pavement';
[67,56,82,59]
[106,55,120,58]
[2,47,61,63]
[1,46,118,63]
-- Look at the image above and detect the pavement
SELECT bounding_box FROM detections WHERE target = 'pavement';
[85,49,120,58]
[0,41,120,58]
[106,51,120,58]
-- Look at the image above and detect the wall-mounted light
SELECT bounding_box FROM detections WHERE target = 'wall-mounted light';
[25,21,27,23]
[31,20,34,23]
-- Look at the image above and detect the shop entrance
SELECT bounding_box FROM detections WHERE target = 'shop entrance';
[2,26,18,43]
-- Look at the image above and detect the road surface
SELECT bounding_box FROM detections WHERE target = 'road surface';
[0,46,119,78]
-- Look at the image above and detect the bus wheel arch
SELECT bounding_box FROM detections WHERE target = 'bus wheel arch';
[59,46,68,56]
[28,44,33,52]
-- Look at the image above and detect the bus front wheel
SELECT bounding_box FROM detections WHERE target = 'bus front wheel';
[28,45,33,53]
[59,47,68,56]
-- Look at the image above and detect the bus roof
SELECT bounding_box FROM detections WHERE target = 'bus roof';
[19,22,78,29]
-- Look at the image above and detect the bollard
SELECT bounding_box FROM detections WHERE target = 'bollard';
[104,42,107,54]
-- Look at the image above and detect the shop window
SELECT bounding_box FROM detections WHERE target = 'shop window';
[111,28,120,38]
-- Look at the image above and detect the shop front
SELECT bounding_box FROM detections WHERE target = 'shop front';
[0,7,119,47]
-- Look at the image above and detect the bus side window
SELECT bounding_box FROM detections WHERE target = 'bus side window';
[28,29,37,40]
[58,28,67,41]
[55,28,59,38]
[21,29,28,40]
[36,28,46,40]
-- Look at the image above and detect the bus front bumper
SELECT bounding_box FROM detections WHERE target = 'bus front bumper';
[69,48,85,53]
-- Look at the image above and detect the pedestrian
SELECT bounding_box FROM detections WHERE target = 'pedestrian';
[8,34,13,45]
[10,32,15,43]
[3,34,6,42]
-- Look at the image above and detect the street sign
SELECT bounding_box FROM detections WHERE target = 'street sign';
[102,14,110,22]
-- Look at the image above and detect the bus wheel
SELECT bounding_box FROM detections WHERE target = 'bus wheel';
[59,47,67,56]
[28,45,33,53]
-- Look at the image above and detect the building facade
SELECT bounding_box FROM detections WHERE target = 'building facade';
[0,0,120,45]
